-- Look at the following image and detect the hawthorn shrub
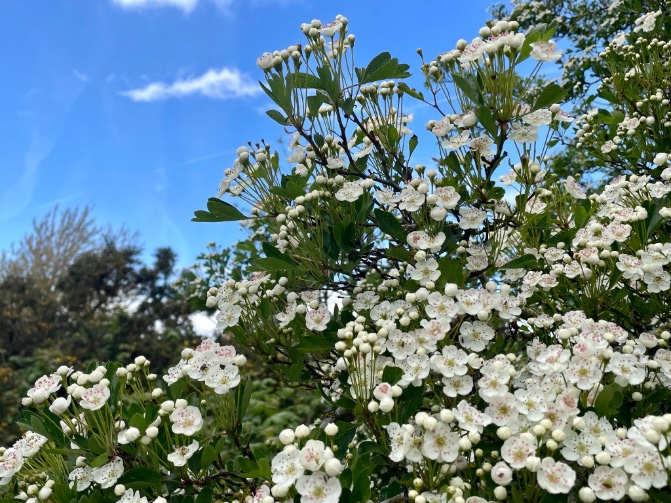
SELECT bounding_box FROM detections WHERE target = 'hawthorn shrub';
[4,7,671,503]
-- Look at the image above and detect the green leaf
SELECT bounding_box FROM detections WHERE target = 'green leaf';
[532,83,566,111]
[398,384,424,424]
[266,109,287,125]
[316,65,340,102]
[286,72,322,90]
[296,335,335,353]
[501,254,537,270]
[262,242,293,264]
[359,52,411,84]
[437,256,464,288]
[236,378,253,421]
[118,467,164,487]
[193,199,248,222]
[396,82,425,101]
[381,366,403,385]
[333,220,356,254]
[201,445,217,469]
[452,74,482,105]
[408,134,419,157]
[195,487,213,503]
[333,422,358,458]
[50,484,73,503]
[89,453,109,468]
[474,105,498,138]
[594,383,624,417]
[250,257,297,272]
[488,186,506,200]
[374,209,405,242]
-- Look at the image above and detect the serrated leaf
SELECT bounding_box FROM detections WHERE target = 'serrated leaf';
[374,209,405,242]
[396,82,425,101]
[359,52,411,84]
[594,383,624,417]
[532,83,566,111]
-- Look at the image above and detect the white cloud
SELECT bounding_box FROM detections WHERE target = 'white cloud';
[73,70,89,82]
[190,311,216,337]
[111,0,199,12]
[120,67,261,102]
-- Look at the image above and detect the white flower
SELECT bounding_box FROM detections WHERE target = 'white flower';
[299,440,328,471]
[256,52,274,70]
[501,435,536,469]
[453,400,491,433]
[119,489,148,503]
[433,186,461,209]
[508,124,539,143]
[537,458,575,494]
[0,449,24,485]
[27,374,61,402]
[204,365,240,394]
[12,431,48,458]
[441,131,471,151]
[335,181,364,202]
[530,40,562,62]
[305,305,331,331]
[271,449,304,487]
[167,441,199,467]
[79,384,111,411]
[68,467,94,492]
[458,207,487,229]
[399,187,426,211]
[295,472,341,503]
[92,457,124,489]
[588,466,628,499]
[49,395,72,415]
[276,302,297,327]
[458,321,495,352]
[169,406,203,436]
[421,422,459,462]
[490,461,513,486]
[326,157,345,170]
[216,302,242,329]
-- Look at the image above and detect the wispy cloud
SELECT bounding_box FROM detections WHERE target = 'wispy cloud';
[111,0,199,12]
[120,67,261,102]
[73,70,89,82]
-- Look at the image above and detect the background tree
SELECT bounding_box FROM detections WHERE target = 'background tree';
[0,207,201,443]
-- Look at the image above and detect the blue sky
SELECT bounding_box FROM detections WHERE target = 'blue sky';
[0,0,501,268]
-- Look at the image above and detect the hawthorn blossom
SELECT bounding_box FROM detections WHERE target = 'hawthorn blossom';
[422,422,459,462]
[271,449,305,488]
[68,466,94,491]
[79,384,111,411]
[92,457,124,489]
[169,406,203,436]
[306,305,331,331]
[530,40,563,62]
[295,472,341,503]
[537,458,575,494]
[204,365,240,394]
[167,441,200,467]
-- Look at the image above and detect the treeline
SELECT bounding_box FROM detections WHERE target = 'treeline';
[0,207,201,443]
